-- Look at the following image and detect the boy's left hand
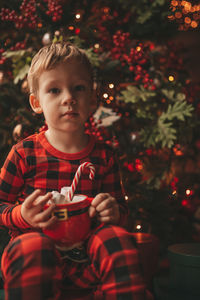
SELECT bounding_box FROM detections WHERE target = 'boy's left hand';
[89,193,120,225]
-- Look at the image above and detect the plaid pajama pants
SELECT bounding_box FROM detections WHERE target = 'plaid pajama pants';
[1,225,147,300]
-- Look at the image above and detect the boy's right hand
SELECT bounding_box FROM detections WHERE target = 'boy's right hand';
[21,189,57,229]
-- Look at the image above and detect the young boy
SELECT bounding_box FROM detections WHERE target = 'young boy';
[0,42,151,299]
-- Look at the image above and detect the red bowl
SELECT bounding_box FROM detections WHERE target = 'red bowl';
[43,195,92,249]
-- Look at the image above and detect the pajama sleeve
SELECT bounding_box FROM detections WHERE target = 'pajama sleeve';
[0,146,30,229]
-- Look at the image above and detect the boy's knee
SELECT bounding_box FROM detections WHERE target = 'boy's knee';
[87,225,137,256]
[1,232,57,277]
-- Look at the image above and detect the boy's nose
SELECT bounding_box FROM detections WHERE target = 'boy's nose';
[62,93,76,105]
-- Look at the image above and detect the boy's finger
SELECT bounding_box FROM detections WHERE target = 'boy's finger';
[98,208,112,217]
[91,193,109,207]
[88,206,96,217]
[34,192,53,206]
[38,215,57,230]
[36,202,56,221]
[23,189,42,208]
[97,215,110,223]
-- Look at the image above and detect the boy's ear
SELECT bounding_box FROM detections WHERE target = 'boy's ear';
[29,94,43,114]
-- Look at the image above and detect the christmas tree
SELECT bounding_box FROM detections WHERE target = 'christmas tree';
[0,0,200,257]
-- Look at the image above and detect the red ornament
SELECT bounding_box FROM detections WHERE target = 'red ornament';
[75,28,80,35]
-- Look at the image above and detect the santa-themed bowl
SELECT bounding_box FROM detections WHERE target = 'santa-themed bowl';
[43,195,92,249]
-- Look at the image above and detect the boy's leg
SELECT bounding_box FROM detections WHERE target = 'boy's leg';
[67,225,148,300]
[1,232,62,300]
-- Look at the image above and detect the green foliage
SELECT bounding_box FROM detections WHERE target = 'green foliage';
[160,100,193,122]
[119,85,156,103]
[3,50,33,84]
[161,88,186,102]
[84,48,100,67]
[119,0,167,19]
[119,84,194,148]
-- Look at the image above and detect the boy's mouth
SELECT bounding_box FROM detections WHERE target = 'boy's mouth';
[62,111,79,117]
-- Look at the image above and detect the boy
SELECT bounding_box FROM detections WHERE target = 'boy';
[0,42,150,299]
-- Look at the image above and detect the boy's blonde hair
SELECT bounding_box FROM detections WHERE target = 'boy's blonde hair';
[27,42,93,95]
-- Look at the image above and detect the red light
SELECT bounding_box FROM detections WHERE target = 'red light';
[185,189,193,196]
[181,199,188,206]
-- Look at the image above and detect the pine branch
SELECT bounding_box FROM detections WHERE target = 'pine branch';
[160,101,194,122]
[119,85,156,103]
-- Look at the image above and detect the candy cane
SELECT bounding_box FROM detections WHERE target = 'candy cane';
[67,162,95,201]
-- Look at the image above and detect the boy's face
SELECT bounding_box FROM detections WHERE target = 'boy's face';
[30,59,95,135]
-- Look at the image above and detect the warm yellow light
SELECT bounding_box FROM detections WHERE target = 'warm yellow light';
[109,83,114,89]
[68,26,74,30]
[172,190,177,195]
[185,17,191,24]
[184,2,192,12]
[109,96,114,100]
[125,195,129,201]
[94,43,100,49]
[136,224,142,230]
[191,20,198,28]
[136,46,141,52]
[75,13,81,19]
[103,7,110,13]
[175,11,182,18]
[171,0,178,6]
[186,189,191,195]
[103,93,108,98]
[181,1,187,5]
[169,75,174,81]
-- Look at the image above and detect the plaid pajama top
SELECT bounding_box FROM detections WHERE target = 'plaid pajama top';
[0,131,128,240]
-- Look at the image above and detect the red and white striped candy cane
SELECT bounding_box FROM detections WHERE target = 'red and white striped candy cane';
[67,162,95,201]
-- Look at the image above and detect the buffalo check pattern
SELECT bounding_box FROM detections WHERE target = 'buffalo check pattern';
[2,227,147,300]
[0,131,148,299]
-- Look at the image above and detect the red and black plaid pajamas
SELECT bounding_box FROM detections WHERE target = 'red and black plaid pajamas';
[0,131,148,299]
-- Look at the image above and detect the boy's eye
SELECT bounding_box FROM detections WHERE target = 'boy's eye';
[49,88,60,94]
[74,85,86,92]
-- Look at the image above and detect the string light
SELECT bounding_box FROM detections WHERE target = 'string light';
[191,20,198,28]
[186,189,190,195]
[169,0,200,30]
[109,83,114,89]
[94,43,100,49]
[185,16,191,24]
[136,46,141,52]
[68,26,74,31]
[75,13,81,20]
[175,11,182,18]
[186,189,193,196]
[172,0,178,6]
[125,195,129,201]
[103,93,108,98]
[169,75,175,81]
[136,224,142,230]
[103,7,110,14]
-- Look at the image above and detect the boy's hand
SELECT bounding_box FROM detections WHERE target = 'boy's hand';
[89,193,120,225]
[21,189,57,229]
